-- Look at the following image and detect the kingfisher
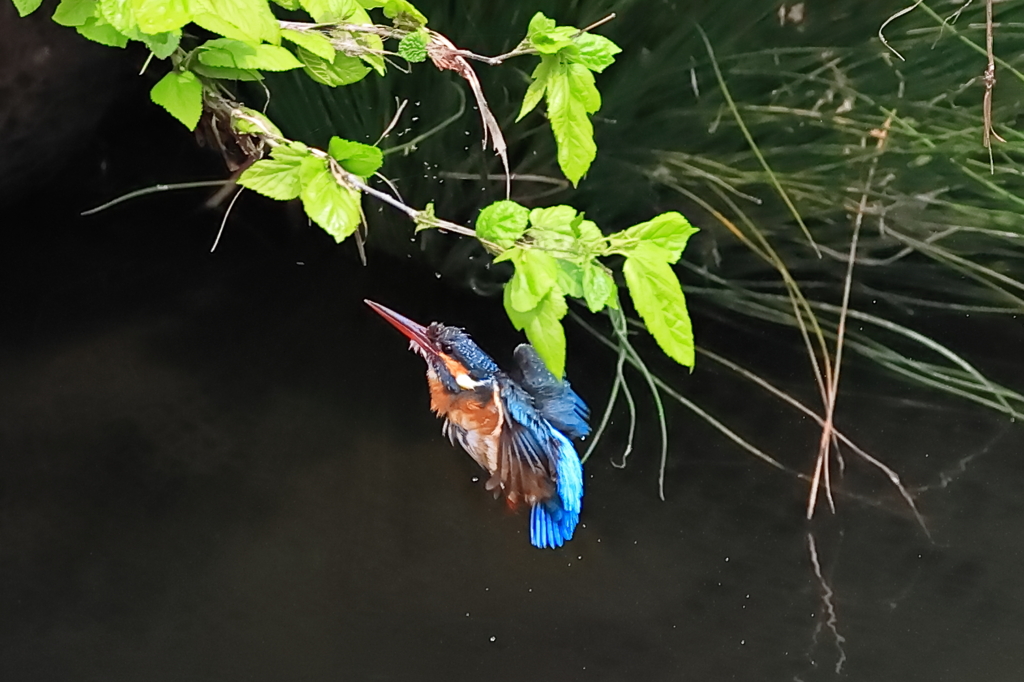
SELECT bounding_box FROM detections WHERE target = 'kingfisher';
[365,300,590,549]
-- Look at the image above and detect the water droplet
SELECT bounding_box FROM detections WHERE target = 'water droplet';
[489,636,496,642]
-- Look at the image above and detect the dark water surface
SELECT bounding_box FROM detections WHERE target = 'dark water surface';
[3,144,1024,682]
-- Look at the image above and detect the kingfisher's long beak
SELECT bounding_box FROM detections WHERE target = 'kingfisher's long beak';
[364,300,437,357]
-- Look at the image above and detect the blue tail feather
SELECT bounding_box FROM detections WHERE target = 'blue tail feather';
[529,427,583,549]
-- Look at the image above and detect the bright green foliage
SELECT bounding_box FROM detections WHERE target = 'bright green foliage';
[132,0,190,34]
[475,200,529,250]
[328,136,383,177]
[12,0,42,16]
[382,0,426,27]
[614,212,699,262]
[77,16,129,46]
[475,198,696,375]
[149,70,203,130]
[281,28,336,60]
[300,161,362,242]
[504,286,567,379]
[238,144,313,200]
[297,47,371,86]
[198,38,303,71]
[622,242,695,368]
[398,30,428,63]
[299,0,358,22]
[141,31,181,59]
[515,12,620,186]
[52,0,96,26]
[191,0,280,44]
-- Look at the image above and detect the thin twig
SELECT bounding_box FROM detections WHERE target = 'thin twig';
[982,0,1006,169]
[80,180,232,215]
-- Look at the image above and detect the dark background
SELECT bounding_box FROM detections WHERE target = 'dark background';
[2,10,1024,682]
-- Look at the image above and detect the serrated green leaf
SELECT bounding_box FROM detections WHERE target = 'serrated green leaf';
[476,200,528,250]
[12,0,43,16]
[506,248,559,313]
[53,0,97,26]
[574,33,620,73]
[623,242,694,367]
[546,67,595,187]
[527,205,578,255]
[76,16,129,46]
[573,218,607,254]
[98,0,137,33]
[582,263,616,313]
[299,0,357,22]
[132,0,189,34]
[233,107,283,138]
[328,137,383,177]
[398,30,428,63]
[616,212,699,263]
[140,30,180,59]
[525,12,575,54]
[190,0,280,44]
[504,285,567,378]
[517,54,557,122]
[414,202,436,232]
[199,39,303,71]
[282,28,335,60]
[383,0,426,27]
[238,153,307,201]
[296,46,371,86]
[557,261,584,299]
[300,163,362,242]
[272,0,300,8]
[567,63,600,114]
[150,69,202,130]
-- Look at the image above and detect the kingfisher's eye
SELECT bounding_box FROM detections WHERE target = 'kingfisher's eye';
[440,342,453,355]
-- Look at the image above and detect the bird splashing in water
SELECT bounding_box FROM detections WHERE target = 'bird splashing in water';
[366,300,590,548]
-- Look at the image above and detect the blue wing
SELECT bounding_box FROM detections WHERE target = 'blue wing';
[510,344,590,439]
[497,378,584,549]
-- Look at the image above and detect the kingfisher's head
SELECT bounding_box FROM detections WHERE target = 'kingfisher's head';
[366,300,500,394]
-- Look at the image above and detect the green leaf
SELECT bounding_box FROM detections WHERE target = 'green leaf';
[199,39,303,71]
[567,63,600,114]
[525,12,575,54]
[281,28,335,60]
[299,0,357,22]
[301,162,363,243]
[546,65,596,187]
[517,54,557,122]
[233,107,283,138]
[76,16,129,46]
[53,0,97,26]
[414,202,436,232]
[504,285,567,378]
[272,0,300,8]
[582,263,616,313]
[557,261,584,299]
[132,0,190,34]
[476,200,528,250]
[237,145,313,200]
[98,0,137,33]
[573,217,607,254]
[616,212,699,263]
[190,63,262,81]
[383,0,426,27]
[527,205,577,255]
[149,69,202,129]
[141,30,181,59]
[505,247,559,313]
[12,0,43,16]
[328,137,383,177]
[574,33,621,73]
[190,0,280,44]
[397,30,428,63]
[296,47,371,86]
[623,242,695,367]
